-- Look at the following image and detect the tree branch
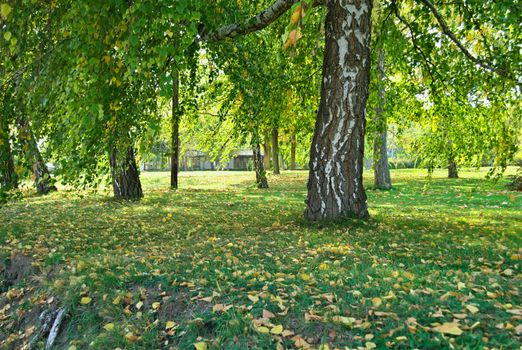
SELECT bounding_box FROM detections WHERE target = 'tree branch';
[392,1,436,82]
[417,0,512,79]
[201,0,325,42]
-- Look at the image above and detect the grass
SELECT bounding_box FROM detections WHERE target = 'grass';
[0,168,520,349]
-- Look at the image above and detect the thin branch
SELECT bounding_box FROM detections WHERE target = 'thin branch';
[416,0,512,79]
[201,0,325,42]
[392,1,435,82]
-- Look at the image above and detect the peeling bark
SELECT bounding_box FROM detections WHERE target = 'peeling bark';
[271,127,280,175]
[305,0,372,220]
[17,116,56,194]
[171,70,180,189]
[45,307,66,350]
[110,146,143,199]
[373,49,391,190]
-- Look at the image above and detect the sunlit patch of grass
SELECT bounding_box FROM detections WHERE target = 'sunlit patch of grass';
[0,167,520,349]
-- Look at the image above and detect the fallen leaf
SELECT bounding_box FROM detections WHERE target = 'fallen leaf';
[263,309,276,319]
[332,316,356,327]
[255,326,270,334]
[432,322,463,336]
[292,335,310,349]
[213,304,225,312]
[80,297,92,305]
[194,341,207,350]
[371,297,382,308]
[103,323,114,331]
[271,325,284,335]
[365,342,376,349]
[125,332,139,342]
[152,302,160,310]
[466,305,479,314]
[165,321,176,330]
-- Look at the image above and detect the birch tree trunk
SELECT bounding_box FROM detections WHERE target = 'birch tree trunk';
[448,158,458,178]
[305,0,372,220]
[0,112,17,189]
[110,146,143,199]
[373,49,392,190]
[271,127,280,175]
[290,133,297,170]
[17,116,56,194]
[170,70,180,189]
[263,134,271,170]
[252,135,269,188]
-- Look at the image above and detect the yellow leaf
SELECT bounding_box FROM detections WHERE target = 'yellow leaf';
[466,305,479,314]
[332,316,356,327]
[432,322,463,336]
[136,301,143,310]
[152,302,160,310]
[80,297,92,305]
[0,3,12,19]
[194,341,207,350]
[299,273,311,281]
[271,325,284,335]
[371,297,382,308]
[103,55,111,63]
[365,342,377,349]
[212,304,225,312]
[319,263,329,270]
[255,326,270,334]
[103,323,115,331]
[165,321,176,330]
[290,6,302,24]
[125,332,139,342]
[319,345,330,350]
[166,29,173,38]
[248,295,259,303]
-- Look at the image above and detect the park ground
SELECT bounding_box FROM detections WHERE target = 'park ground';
[0,168,521,349]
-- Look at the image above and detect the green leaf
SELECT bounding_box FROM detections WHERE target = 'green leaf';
[0,3,12,19]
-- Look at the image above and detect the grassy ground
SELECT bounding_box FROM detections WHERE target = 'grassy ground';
[0,168,520,349]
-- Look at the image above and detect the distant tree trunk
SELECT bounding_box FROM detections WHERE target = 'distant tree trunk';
[373,49,391,190]
[17,116,56,194]
[170,70,180,189]
[448,158,459,178]
[0,112,17,189]
[305,0,372,220]
[252,135,269,189]
[110,146,143,199]
[263,134,271,170]
[290,133,297,170]
[271,127,280,175]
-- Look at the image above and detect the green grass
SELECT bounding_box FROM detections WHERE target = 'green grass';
[0,168,520,349]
